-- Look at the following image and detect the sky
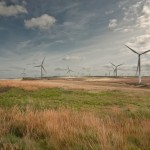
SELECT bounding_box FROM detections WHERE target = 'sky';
[0,0,150,78]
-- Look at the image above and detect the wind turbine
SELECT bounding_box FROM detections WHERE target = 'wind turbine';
[125,45,150,84]
[110,62,123,77]
[65,67,73,77]
[20,68,26,78]
[34,57,46,79]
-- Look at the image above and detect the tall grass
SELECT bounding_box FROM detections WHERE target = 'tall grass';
[0,80,150,149]
[0,107,150,150]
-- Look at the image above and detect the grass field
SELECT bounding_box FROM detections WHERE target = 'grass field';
[0,78,150,150]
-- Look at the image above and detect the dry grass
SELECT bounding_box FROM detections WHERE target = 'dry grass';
[0,80,52,91]
[0,107,150,150]
[0,78,150,92]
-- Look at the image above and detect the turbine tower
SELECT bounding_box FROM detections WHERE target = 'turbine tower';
[110,62,123,77]
[34,57,46,79]
[125,45,150,84]
[110,65,116,76]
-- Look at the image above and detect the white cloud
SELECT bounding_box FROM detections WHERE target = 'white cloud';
[24,14,56,30]
[123,1,143,21]
[143,4,150,14]
[112,0,145,33]
[17,40,31,49]
[123,28,132,32]
[108,19,118,29]
[119,0,150,31]
[113,27,133,33]
[126,34,150,52]
[137,1,150,30]
[0,1,27,16]
[62,55,86,61]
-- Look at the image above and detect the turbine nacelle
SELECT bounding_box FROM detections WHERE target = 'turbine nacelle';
[65,67,74,76]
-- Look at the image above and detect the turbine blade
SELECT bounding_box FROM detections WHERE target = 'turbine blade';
[42,65,46,73]
[117,64,123,67]
[111,66,115,70]
[34,65,41,67]
[110,62,116,67]
[69,69,74,72]
[66,70,69,75]
[125,45,139,55]
[141,50,150,55]
[42,57,46,65]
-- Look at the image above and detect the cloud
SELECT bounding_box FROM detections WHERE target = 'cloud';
[105,10,114,15]
[118,0,129,8]
[118,0,150,31]
[82,67,91,71]
[122,1,143,21]
[62,55,86,61]
[126,34,150,52]
[0,1,27,16]
[123,28,132,32]
[137,1,150,30]
[24,14,56,30]
[17,40,31,49]
[108,19,118,29]
[112,0,145,33]
[54,3,79,14]
[54,67,66,71]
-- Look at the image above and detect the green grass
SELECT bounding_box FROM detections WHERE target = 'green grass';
[0,87,150,111]
[0,86,150,121]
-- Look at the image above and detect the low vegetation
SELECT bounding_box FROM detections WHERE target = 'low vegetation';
[0,85,150,149]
